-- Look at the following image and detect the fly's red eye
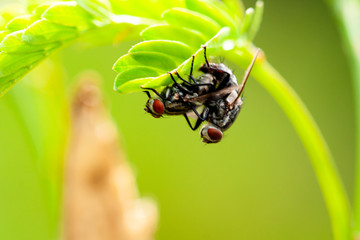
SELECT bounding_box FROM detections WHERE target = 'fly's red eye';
[201,125,223,143]
[152,99,164,115]
[207,128,223,142]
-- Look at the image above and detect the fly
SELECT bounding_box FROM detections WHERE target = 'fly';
[183,48,260,143]
[142,45,260,144]
[142,46,218,121]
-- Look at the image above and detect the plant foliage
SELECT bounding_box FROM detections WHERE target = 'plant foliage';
[113,0,249,93]
[0,0,155,96]
[0,1,354,240]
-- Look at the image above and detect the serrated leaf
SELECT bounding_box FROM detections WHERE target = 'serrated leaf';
[0,30,10,42]
[5,15,38,32]
[185,0,238,34]
[141,24,207,49]
[142,27,230,88]
[78,22,146,47]
[113,51,179,73]
[0,67,30,96]
[162,8,221,39]
[22,19,78,45]
[114,77,156,93]
[42,2,94,30]
[129,40,193,60]
[76,0,111,22]
[114,27,230,93]
[110,0,184,20]
[32,3,54,18]
[114,66,163,92]
[0,30,60,53]
[222,0,244,20]
[0,51,45,78]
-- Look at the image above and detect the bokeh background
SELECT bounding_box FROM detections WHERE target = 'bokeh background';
[0,0,355,239]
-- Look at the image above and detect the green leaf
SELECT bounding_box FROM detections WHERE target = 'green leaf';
[41,2,94,30]
[129,40,193,61]
[113,27,230,93]
[143,27,230,88]
[184,0,238,35]
[141,24,207,49]
[162,8,222,39]
[32,3,54,18]
[22,19,78,45]
[114,66,163,92]
[247,1,264,41]
[222,0,245,20]
[0,30,10,42]
[239,7,254,36]
[113,51,179,73]
[110,0,184,20]
[5,15,38,32]
[0,30,60,53]
[76,0,111,22]
[0,51,45,78]
[0,67,30,96]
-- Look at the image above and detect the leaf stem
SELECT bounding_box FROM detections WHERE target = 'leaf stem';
[227,47,351,240]
[323,0,360,238]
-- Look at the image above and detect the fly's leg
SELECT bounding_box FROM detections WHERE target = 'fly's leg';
[169,72,194,95]
[144,91,151,98]
[189,105,208,121]
[183,114,202,131]
[142,87,165,100]
[175,71,213,88]
[183,107,209,131]
[189,55,198,84]
[202,45,210,68]
[177,93,207,121]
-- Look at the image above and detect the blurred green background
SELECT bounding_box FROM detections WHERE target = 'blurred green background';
[0,0,355,239]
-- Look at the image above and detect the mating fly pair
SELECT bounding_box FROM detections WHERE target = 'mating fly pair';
[143,46,260,143]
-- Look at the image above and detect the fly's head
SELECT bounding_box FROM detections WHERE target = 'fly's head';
[144,98,164,118]
[200,124,223,144]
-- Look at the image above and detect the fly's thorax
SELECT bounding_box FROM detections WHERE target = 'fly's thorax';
[200,63,236,85]
[163,101,189,115]
[195,73,216,94]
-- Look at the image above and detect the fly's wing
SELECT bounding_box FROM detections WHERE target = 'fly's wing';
[183,84,241,104]
[185,105,205,119]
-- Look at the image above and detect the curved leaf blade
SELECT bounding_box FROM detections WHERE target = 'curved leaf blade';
[0,67,30,95]
[76,0,111,21]
[0,31,60,53]
[162,8,221,39]
[0,51,45,78]
[5,15,38,32]
[184,0,239,35]
[141,24,207,49]
[22,19,78,44]
[129,40,193,61]
[143,27,230,88]
[113,51,179,73]
[41,2,94,30]
[114,27,230,93]
[114,66,163,93]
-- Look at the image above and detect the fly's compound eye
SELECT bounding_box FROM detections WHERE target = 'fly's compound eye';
[200,125,223,143]
[145,99,164,118]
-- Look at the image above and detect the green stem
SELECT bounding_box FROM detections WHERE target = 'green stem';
[228,47,351,240]
[324,0,360,237]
